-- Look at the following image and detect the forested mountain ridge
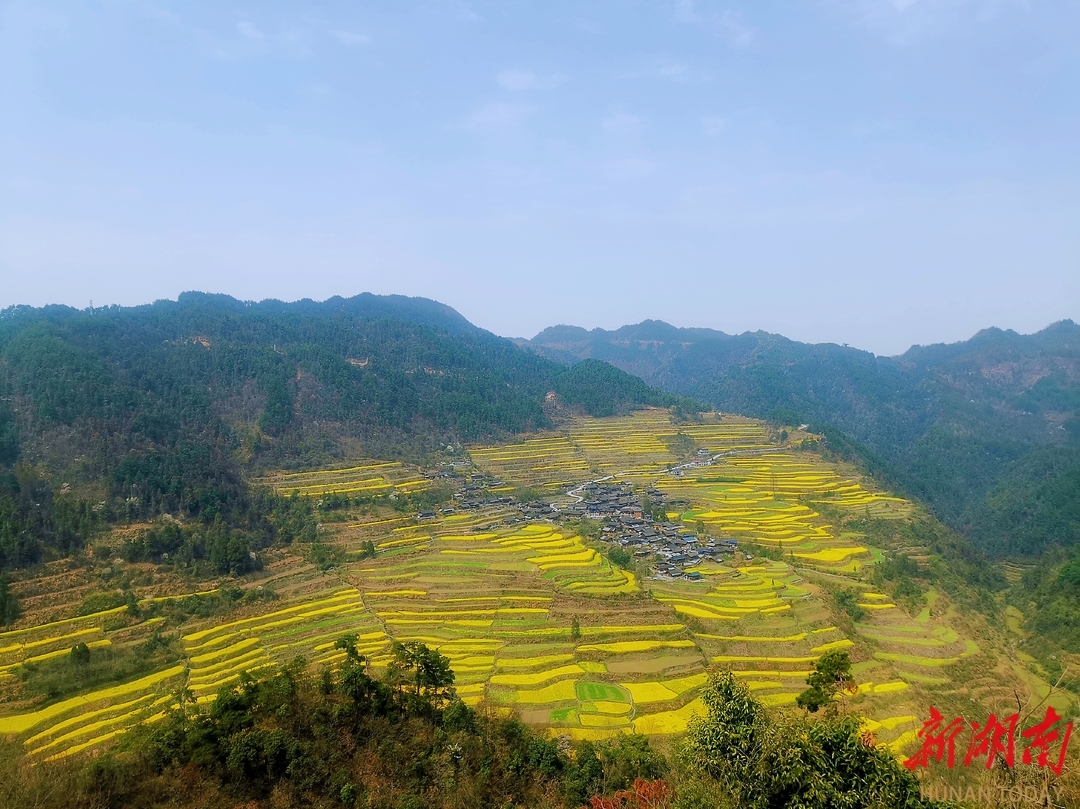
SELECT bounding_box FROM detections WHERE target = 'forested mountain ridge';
[0,291,684,459]
[0,293,685,566]
[528,319,1080,557]
[3,291,1077,563]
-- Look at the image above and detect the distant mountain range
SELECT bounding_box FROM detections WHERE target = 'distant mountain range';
[0,293,684,566]
[1,291,1076,560]
[526,319,1080,557]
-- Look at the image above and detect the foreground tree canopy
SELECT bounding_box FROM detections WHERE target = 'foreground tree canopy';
[0,655,943,809]
[681,672,933,809]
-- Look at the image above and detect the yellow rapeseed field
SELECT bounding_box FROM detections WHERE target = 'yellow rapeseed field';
[490,665,586,686]
[621,682,678,703]
[633,698,706,735]
[576,639,696,654]
[515,679,580,704]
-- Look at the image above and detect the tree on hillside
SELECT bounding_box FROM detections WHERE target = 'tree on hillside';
[388,641,454,704]
[70,642,91,667]
[0,403,18,466]
[683,671,934,808]
[334,634,365,664]
[796,649,855,713]
[0,572,19,626]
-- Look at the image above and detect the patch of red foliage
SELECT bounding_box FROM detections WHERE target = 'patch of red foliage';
[584,778,673,809]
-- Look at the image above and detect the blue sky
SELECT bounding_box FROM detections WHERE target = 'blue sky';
[1,0,1077,355]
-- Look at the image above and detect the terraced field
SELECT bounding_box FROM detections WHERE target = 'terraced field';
[467,410,772,488]
[181,586,389,703]
[0,408,1065,760]
[0,604,185,761]
[255,461,432,498]
[468,437,589,488]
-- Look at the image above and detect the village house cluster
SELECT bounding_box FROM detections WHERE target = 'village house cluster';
[420,473,556,525]
[562,482,738,580]
[422,471,739,580]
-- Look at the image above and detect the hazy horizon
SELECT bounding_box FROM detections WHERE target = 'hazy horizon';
[2,288,1074,359]
[3,1,1078,355]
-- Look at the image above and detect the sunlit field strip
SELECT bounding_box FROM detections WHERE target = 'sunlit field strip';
[30,695,174,755]
[713,655,818,664]
[312,632,388,652]
[188,636,260,664]
[190,662,277,698]
[577,640,696,654]
[272,462,402,480]
[874,652,960,667]
[792,547,868,563]
[490,665,587,686]
[496,654,575,670]
[633,698,705,735]
[0,665,186,735]
[620,672,709,705]
[182,590,361,644]
[0,626,103,658]
[697,633,809,642]
[729,670,813,679]
[855,681,910,695]
[810,639,854,654]
[24,694,156,747]
[513,679,580,704]
[577,624,685,636]
[188,649,269,683]
[0,638,112,674]
[0,605,129,643]
[188,660,273,688]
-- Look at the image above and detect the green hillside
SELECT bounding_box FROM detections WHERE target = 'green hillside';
[0,293,686,568]
[2,296,1078,806]
[528,319,1080,558]
[2,408,1073,807]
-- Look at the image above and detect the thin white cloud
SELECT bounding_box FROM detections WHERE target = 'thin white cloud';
[851,119,894,137]
[134,8,313,60]
[299,82,333,98]
[830,0,1032,43]
[1018,53,1060,78]
[673,1,755,46]
[702,115,726,136]
[657,63,690,80]
[443,0,482,23]
[236,20,264,40]
[715,11,755,45]
[461,103,535,135]
[603,111,642,135]
[603,157,660,180]
[673,0,698,23]
[332,30,370,45]
[225,20,313,59]
[621,60,711,83]
[496,70,563,91]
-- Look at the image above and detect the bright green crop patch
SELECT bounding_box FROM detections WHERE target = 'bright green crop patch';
[874,652,959,668]
[576,681,629,702]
